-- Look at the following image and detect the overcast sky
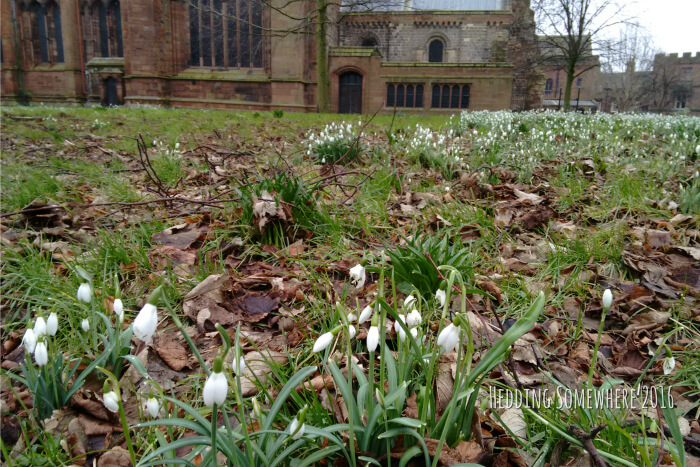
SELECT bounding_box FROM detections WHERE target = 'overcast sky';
[633,0,700,54]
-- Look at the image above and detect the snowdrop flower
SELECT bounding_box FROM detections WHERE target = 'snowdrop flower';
[34,341,48,366]
[410,328,418,339]
[663,355,675,375]
[232,355,246,376]
[367,325,379,352]
[349,264,366,289]
[289,417,305,440]
[347,313,356,323]
[358,305,373,324]
[46,312,58,336]
[77,283,92,303]
[436,323,460,353]
[133,303,158,342]
[348,325,356,339]
[146,397,161,418]
[103,389,120,413]
[33,317,47,338]
[602,289,613,310]
[81,319,90,332]
[203,358,228,407]
[435,289,446,307]
[406,309,422,327]
[404,295,417,310]
[23,329,37,354]
[313,332,334,352]
[113,299,124,321]
[394,315,407,341]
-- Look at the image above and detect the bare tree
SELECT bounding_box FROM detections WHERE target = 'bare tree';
[599,24,657,111]
[533,0,631,110]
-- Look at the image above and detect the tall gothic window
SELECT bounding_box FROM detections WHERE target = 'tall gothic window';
[428,39,443,63]
[18,0,64,66]
[545,78,553,95]
[189,0,263,68]
[82,0,123,60]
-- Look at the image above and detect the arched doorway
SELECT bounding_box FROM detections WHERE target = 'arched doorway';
[105,77,119,106]
[338,72,362,114]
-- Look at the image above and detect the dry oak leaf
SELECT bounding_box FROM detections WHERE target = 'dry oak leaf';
[97,447,132,467]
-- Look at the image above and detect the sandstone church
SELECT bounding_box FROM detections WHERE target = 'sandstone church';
[0,0,543,113]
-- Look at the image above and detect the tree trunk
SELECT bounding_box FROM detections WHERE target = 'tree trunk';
[315,0,330,113]
[563,63,575,110]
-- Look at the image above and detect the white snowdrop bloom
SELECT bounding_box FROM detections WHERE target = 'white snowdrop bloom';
[33,317,47,338]
[349,264,366,289]
[133,303,158,342]
[34,341,48,366]
[202,371,228,407]
[394,315,407,341]
[663,355,676,375]
[232,356,246,376]
[103,391,120,413]
[602,289,613,309]
[289,417,305,440]
[436,323,460,353]
[81,319,90,332]
[46,312,58,336]
[113,299,124,320]
[403,295,417,310]
[146,397,161,418]
[347,313,356,323]
[313,332,334,353]
[23,328,37,354]
[367,326,379,352]
[77,283,92,303]
[358,305,373,324]
[406,309,422,327]
[348,325,356,339]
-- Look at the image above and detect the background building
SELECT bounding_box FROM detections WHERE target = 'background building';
[0,0,543,113]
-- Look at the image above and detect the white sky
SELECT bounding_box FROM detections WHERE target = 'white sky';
[633,0,700,54]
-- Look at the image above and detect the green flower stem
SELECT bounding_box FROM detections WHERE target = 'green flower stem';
[588,306,609,387]
[97,367,136,466]
[345,332,357,467]
[207,402,218,466]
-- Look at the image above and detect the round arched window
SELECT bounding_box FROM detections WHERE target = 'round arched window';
[428,39,444,63]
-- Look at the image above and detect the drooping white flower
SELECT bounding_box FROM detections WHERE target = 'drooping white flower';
[348,325,356,339]
[33,317,47,338]
[406,309,422,327]
[358,305,373,324]
[435,289,446,307]
[663,355,676,375]
[602,289,613,310]
[23,328,37,354]
[404,295,417,310]
[394,315,407,341]
[77,283,92,303]
[146,397,161,418]
[133,303,158,342]
[103,391,120,413]
[203,370,228,407]
[34,341,48,366]
[313,332,334,352]
[349,264,366,289]
[410,328,418,339]
[232,356,246,376]
[46,312,58,336]
[367,326,379,352]
[347,313,356,323]
[289,417,305,440]
[113,299,124,320]
[436,323,460,353]
[81,319,90,332]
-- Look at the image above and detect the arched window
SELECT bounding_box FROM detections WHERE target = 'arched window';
[82,0,122,60]
[396,84,405,107]
[431,84,469,109]
[386,84,395,107]
[544,78,553,95]
[360,36,378,47]
[18,0,64,66]
[576,78,582,88]
[190,0,263,68]
[428,39,443,63]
